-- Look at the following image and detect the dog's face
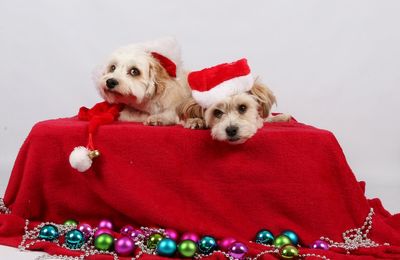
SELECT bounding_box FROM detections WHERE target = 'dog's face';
[96,47,164,108]
[204,93,264,144]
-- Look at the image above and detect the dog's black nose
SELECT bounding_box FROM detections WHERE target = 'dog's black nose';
[225,126,238,137]
[106,78,119,89]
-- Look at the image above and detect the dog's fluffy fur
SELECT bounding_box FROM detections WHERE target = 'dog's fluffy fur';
[179,80,291,144]
[95,43,190,125]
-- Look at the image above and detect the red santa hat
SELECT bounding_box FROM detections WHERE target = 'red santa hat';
[188,58,254,108]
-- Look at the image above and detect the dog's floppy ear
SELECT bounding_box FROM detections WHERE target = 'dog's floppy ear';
[177,97,205,120]
[146,59,169,98]
[249,79,276,118]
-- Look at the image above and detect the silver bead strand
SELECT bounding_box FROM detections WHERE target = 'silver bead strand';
[0,198,11,214]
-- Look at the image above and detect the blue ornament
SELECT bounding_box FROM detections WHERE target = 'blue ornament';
[65,229,85,249]
[281,230,299,245]
[156,238,177,256]
[255,229,274,245]
[198,236,217,254]
[38,225,59,241]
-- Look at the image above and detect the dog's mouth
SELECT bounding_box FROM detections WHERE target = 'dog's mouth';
[104,89,123,97]
[226,136,247,144]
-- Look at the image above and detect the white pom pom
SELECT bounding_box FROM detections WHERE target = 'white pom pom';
[69,146,92,172]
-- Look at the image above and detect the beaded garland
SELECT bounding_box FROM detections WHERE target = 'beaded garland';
[4,204,389,260]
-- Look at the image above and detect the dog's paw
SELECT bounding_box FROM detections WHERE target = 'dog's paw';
[184,118,206,129]
[144,115,170,126]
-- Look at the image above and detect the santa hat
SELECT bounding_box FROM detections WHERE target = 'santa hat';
[189,58,254,108]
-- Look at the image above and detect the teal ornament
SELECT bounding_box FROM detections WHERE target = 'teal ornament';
[281,230,299,245]
[255,229,274,245]
[198,236,217,254]
[65,229,85,249]
[38,225,59,241]
[156,238,177,256]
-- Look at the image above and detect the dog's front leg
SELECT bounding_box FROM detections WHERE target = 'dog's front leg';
[144,111,179,126]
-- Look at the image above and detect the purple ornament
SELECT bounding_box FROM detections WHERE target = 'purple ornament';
[94,228,113,238]
[129,229,143,240]
[311,240,329,250]
[98,219,113,230]
[229,242,248,259]
[218,237,236,251]
[165,229,179,240]
[115,237,135,256]
[77,223,93,239]
[181,232,199,242]
[120,225,134,236]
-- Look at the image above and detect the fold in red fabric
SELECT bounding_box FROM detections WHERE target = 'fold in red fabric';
[1,117,399,259]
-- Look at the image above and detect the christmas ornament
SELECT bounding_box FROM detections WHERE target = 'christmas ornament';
[274,235,292,248]
[63,219,78,226]
[228,242,248,259]
[218,237,236,251]
[120,225,134,236]
[279,244,299,259]
[178,239,197,258]
[198,236,217,254]
[65,229,85,249]
[69,147,99,173]
[255,229,274,245]
[156,238,177,256]
[181,232,199,242]
[311,240,329,250]
[129,229,144,240]
[115,237,135,256]
[77,223,92,240]
[147,233,164,249]
[94,233,114,251]
[98,219,113,230]
[38,225,59,241]
[281,230,299,245]
[94,227,113,238]
[165,228,179,240]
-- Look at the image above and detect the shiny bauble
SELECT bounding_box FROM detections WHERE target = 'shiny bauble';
[279,245,299,259]
[63,219,78,226]
[98,219,113,230]
[281,230,299,245]
[181,232,199,242]
[95,234,114,251]
[165,228,179,240]
[115,237,135,256]
[38,225,59,241]
[273,235,292,248]
[255,229,274,245]
[228,242,248,259]
[129,229,143,240]
[94,228,113,238]
[65,229,85,249]
[198,236,217,254]
[120,225,134,236]
[147,233,164,249]
[218,237,236,251]
[178,240,197,258]
[156,238,177,256]
[77,223,92,240]
[311,240,329,250]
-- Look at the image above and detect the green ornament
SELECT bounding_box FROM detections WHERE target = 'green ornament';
[279,245,299,259]
[64,219,78,226]
[274,235,291,248]
[38,225,59,241]
[147,233,163,249]
[65,229,85,249]
[178,240,197,257]
[95,234,114,251]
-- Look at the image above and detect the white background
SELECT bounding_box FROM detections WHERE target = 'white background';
[0,0,399,258]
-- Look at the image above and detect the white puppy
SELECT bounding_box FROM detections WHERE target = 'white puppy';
[95,38,190,125]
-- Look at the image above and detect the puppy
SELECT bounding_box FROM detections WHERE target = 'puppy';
[95,38,190,125]
[179,80,291,144]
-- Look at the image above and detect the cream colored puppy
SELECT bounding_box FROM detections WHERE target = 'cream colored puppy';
[95,38,190,125]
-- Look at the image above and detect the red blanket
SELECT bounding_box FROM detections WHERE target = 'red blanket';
[1,117,399,259]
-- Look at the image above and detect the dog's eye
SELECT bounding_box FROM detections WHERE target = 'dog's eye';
[129,67,140,76]
[238,104,247,114]
[109,65,116,72]
[213,109,223,118]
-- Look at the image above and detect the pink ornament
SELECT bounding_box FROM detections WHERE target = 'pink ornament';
[115,237,135,256]
[311,240,329,250]
[229,242,248,259]
[77,223,93,239]
[218,237,236,251]
[120,225,134,236]
[95,228,113,238]
[98,219,113,230]
[129,229,143,240]
[165,229,179,240]
[181,232,199,242]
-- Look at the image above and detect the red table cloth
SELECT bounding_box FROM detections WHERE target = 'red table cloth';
[0,117,399,259]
